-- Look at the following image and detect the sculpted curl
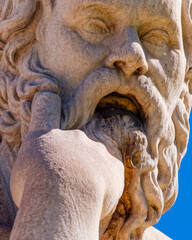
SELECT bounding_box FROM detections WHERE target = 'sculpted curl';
[0,0,191,240]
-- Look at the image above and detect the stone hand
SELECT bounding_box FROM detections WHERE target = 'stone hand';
[9,91,124,240]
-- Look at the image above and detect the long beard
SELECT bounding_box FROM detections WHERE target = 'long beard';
[81,109,163,240]
[61,67,174,239]
[60,66,190,239]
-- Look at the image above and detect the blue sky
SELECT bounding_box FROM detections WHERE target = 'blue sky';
[155,115,192,239]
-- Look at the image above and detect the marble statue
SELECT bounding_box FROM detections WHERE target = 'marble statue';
[0,0,192,239]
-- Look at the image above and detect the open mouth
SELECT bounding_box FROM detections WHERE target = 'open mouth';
[95,92,144,123]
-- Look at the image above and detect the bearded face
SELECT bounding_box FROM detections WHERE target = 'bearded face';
[36,0,191,237]
[0,0,191,239]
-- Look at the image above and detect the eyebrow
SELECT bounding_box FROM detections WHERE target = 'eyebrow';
[80,3,118,19]
[79,0,179,20]
[77,0,180,33]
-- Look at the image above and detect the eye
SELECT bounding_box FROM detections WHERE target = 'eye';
[141,30,170,58]
[79,18,111,43]
[82,18,110,34]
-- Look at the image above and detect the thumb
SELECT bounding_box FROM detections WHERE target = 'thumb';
[28,91,61,133]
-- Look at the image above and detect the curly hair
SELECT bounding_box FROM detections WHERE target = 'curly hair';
[0,0,191,239]
[0,0,59,170]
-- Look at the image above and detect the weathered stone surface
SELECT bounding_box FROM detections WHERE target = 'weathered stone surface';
[0,226,11,240]
[143,227,172,240]
[0,0,191,239]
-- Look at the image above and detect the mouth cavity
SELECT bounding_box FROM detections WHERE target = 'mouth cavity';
[96,92,144,123]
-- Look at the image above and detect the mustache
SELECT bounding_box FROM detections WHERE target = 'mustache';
[61,67,123,129]
[61,66,170,159]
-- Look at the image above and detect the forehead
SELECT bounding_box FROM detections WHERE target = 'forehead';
[56,0,181,22]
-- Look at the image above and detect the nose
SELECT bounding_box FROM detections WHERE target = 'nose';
[105,27,148,76]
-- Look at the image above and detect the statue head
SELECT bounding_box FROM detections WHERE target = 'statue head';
[0,0,192,239]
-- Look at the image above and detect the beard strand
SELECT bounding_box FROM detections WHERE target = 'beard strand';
[81,110,164,240]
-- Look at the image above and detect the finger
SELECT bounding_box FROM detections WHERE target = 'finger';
[28,91,61,133]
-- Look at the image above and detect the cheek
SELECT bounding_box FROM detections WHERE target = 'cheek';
[147,49,185,110]
[43,25,109,91]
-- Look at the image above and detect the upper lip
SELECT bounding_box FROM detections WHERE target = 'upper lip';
[96,92,144,123]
